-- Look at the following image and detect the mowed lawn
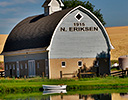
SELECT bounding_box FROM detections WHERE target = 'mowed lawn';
[0,77,128,91]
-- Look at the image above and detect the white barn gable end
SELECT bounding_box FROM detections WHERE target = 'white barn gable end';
[48,6,113,59]
[48,6,113,79]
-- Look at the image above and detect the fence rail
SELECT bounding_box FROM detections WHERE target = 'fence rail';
[60,71,77,78]
[60,70,96,79]
[0,71,5,77]
[111,69,128,77]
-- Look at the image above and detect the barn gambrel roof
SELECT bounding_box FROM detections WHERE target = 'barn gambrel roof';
[3,8,72,52]
[2,6,113,53]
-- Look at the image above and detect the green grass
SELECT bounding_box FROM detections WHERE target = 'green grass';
[0,92,47,100]
[67,88,128,95]
[0,76,128,93]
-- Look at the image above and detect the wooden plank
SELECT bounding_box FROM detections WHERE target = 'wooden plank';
[80,72,96,75]
[111,71,123,74]
[63,73,75,75]
[60,71,62,78]
[113,73,122,76]
[111,70,128,77]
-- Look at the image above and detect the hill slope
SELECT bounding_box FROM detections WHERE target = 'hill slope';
[0,34,8,61]
[106,26,128,60]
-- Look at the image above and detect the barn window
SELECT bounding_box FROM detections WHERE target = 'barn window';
[13,64,15,70]
[9,65,11,69]
[62,62,66,67]
[6,65,8,70]
[21,64,23,69]
[75,12,83,21]
[37,62,40,68]
[25,63,27,69]
[78,61,82,67]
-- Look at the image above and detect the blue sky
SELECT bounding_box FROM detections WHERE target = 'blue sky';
[0,0,128,34]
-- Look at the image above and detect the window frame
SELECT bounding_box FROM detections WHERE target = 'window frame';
[25,63,27,69]
[9,65,11,69]
[20,64,23,69]
[6,65,8,70]
[13,64,15,70]
[78,61,82,67]
[37,62,40,68]
[61,62,66,68]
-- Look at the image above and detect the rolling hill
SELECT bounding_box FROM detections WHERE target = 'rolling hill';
[106,26,128,60]
[0,34,8,61]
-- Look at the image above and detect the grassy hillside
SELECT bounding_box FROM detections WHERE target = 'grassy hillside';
[0,26,128,61]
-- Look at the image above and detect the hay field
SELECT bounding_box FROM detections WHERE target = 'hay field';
[0,34,8,61]
[106,26,128,60]
[0,26,128,61]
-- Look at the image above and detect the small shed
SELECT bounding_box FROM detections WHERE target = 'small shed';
[119,55,128,70]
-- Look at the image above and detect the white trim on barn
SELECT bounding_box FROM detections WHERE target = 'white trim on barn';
[2,47,47,56]
[48,52,51,79]
[47,6,114,53]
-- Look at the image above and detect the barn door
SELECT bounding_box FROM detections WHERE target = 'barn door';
[28,60,35,77]
[16,61,20,77]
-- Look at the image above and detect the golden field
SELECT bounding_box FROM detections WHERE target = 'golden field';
[0,26,128,61]
[106,26,128,60]
[0,34,8,61]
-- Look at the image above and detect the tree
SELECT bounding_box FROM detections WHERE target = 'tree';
[63,0,106,26]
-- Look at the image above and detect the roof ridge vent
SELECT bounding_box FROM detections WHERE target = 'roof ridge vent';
[42,0,64,16]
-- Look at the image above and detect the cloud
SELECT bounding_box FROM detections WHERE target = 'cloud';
[0,18,21,25]
[0,8,18,14]
[0,0,39,7]
[0,2,13,7]
[0,18,22,33]
[16,0,38,3]
[0,0,42,33]
[22,0,38,3]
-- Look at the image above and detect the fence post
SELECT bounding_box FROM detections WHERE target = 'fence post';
[24,75,26,79]
[78,69,81,79]
[126,68,128,76]
[42,72,44,78]
[122,70,124,77]
[60,71,62,79]
[96,67,99,77]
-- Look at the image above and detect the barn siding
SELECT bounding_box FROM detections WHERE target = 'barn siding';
[50,58,110,79]
[5,59,47,77]
[4,52,48,77]
[4,52,48,62]
[50,9,109,59]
